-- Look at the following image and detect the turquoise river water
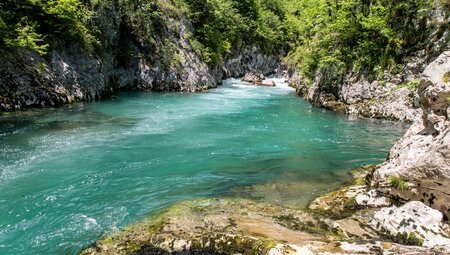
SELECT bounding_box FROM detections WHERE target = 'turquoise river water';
[0,79,407,254]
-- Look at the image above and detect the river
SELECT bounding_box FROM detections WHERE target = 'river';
[0,79,406,254]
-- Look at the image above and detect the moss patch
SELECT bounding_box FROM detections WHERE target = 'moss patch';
[389,176,408,191]
[393,78,421,92]
[443,72,450,83]
[394,232,424,246]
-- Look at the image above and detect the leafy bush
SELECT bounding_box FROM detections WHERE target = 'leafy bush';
[393,78,421,92]
[0,0,98,55]
[185,0,286,64]
[4,17,49,55]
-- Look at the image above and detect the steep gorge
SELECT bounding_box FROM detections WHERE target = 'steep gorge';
[0,0,282,111]
[1,0,450,254]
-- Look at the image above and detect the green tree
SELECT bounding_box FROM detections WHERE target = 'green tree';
[4,17,49,55]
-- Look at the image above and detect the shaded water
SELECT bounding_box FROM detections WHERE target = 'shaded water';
[0,79,406,254]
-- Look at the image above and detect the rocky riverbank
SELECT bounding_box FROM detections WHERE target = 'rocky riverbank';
[79,50,450,255]
[288,0,449,123]
[79,166,450,255]
[0,1,282,112]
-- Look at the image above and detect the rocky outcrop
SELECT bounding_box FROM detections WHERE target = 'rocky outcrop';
[388,179,450,222]
[79,164,450,255]
[374,51,450,182]
[291,65,424,122]
[290,0,449,122]
[303,48,450,250]
[79,197,450,255]
[0,47,110,111]
[363,50,450,222]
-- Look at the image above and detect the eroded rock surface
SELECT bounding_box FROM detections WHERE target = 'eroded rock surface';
[372,201,450,247]
[79,197,450,255]
[389,179,450,222]
[374,51,450,182]
[242,71,277,87]
[242,71,266,83]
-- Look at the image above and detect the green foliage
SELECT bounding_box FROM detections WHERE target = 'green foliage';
[443,72,450,83]
[284,0,433,85]
[0,0,98,55]
[4,17,49,55]
[0,0,436,71]
[394,232,424,246]
[185,0,287,64]
[394,78,421,92]
[186,0,241,63]
[389,176,408,190]
[404,79,421,91]
[44,0,99,53]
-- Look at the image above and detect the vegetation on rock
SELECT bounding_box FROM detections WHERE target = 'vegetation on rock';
[389,176,408,190]
[1,0,438,72]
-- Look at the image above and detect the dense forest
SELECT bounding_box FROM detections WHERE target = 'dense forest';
[0,0,448,84]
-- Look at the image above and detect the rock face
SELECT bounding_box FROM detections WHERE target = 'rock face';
[291,65,425,122]
[374,51,450,181]
[389,179,450,222]
[0,3,282,112]
[368,50,450,221]
[222,46,281,79]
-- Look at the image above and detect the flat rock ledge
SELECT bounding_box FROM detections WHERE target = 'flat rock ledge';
[79,167,450,255]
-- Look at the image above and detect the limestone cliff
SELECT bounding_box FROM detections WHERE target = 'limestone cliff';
[374,51,450,181]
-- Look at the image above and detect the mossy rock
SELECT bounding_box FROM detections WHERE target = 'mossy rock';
[307,164,380,219]
[78,199,317,255]
[388,232,424,247]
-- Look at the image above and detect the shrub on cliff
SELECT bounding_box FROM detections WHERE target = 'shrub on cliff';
[0,0,98,55]
[284,0,434,85]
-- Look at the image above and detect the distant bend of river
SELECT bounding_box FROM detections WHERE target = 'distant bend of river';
[0,79,407,254]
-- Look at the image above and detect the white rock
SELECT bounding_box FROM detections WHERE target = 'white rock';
[355,189,391,207]
[371,201,450,247]
[268,244,313,255]
[375,50,450,181]
[339,242,373,253]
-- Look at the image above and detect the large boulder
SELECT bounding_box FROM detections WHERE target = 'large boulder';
[242,71,266,83]
[371,201,450,248]
[242,71,276,86]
